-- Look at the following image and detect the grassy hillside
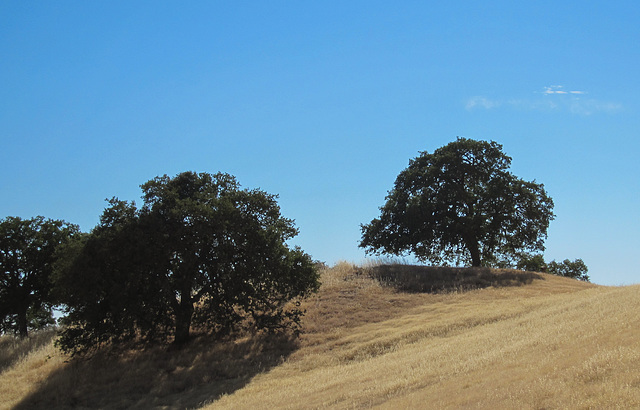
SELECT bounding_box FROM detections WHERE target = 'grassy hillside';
[2,263,639,409]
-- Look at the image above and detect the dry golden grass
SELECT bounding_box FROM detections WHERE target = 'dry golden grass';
[1,262,638,409]
[0,330,297,409]
[0,329,65,410]
[208,263,639,409]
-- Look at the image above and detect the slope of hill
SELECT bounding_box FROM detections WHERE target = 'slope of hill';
[1,263,638,409]
[209,263,639,409]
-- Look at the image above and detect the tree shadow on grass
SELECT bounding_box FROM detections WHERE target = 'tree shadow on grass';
[14,332,298,409]
[0,328,58,374]
[368,264,543,293]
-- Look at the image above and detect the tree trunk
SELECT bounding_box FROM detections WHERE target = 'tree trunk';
[174,299,193,345]
[469,246,481,267]
[17,306,28,338]
[463,234,482,267]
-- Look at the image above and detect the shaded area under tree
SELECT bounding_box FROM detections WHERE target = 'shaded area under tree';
[367,264,543,293]
[14,332,298,409]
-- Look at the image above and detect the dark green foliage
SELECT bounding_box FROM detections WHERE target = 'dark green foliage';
[54,218,171,352]
[360,138,555,267]
[0,216,79,337]
[55,172,319,355]
[516,254,547,272]
[548,258,590,282]
[517,254,590,282]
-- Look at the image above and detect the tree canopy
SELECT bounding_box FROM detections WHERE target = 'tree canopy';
[360,138,555,267]
[548,259,589,282]
[0,216,79,337]
[517,254,590,282]
[55,172,319,354]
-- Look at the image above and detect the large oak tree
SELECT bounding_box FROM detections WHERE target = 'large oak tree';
[360,138,555,267]
[55,172,319,354]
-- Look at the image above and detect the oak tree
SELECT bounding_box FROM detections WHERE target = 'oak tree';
[55,172,319,354]
[0,216,79,337]
[360,138,555,267]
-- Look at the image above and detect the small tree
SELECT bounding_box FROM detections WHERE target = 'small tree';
[517,254,590,282]
[548,258,590,282]
[55,172,319,354]
[0,216,79,337]
[360,138,555,267]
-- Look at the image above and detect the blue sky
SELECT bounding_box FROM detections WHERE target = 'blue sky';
[1,1,638,285]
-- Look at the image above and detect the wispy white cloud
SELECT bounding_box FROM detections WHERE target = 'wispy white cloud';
[465,96,500,110]
[542,85,586,95]
[465,85,621,115]
[568,99,622,115]
[507,98,557,110]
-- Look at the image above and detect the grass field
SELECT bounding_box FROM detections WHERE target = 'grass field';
[1,262,639,409]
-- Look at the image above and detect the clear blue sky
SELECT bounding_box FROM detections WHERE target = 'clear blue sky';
[2,1,638,285]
